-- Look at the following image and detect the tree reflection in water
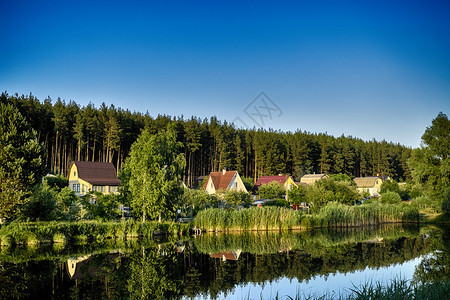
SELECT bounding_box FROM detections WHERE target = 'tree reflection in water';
[0,225,447,299]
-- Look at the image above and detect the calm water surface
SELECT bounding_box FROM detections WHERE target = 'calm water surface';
[0,225,447,299]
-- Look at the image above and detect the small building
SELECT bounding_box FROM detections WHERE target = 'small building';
[202,169,247,195]
[68,161,120,196]
[353,176,383,196]
[300,174,327,185]
[254,174,297,191]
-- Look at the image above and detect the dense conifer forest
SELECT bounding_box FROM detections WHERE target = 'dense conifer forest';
[0,92,412,185]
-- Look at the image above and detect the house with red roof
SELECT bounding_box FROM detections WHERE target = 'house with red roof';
[254,174,297,191]
[202,169,247,195]
[68,161,120,196]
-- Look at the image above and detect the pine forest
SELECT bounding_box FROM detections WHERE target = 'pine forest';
[1,92,412,185]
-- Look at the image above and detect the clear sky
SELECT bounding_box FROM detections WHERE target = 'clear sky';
[1,0,449,148]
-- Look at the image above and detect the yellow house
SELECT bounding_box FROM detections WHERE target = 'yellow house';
[353,176,383,196]
[68,161,120,196]
[202,169,248,195]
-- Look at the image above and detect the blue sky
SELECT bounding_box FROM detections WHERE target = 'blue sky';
[1,0,449,147]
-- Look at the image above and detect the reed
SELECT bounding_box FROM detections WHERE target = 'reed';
[193,207,303,232]
[308,202,420,228]
[0,220,188,247]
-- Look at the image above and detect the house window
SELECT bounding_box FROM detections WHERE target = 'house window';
[234,182,237,188]
[76,184,80,193]
[74,171,76,177]
[72,184,77,192]
[210,182,213,188]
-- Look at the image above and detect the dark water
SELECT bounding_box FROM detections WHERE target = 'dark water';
[0,225,448,299]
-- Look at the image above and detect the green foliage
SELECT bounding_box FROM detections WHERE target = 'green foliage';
[328,173,355,185]
[241,177,255,193]
[43,174,68,191]
[408,112,450,212]
[181,188,210,213]
[83,192,122,221]
[0,103,46,220]
[380,180,400,194]
[20,184,57,221]
[0,220,188,246]
[258,181,285,199]
[288,185,307,205]
[223,190,251,206]
[310,202,420,227]
[441,191,450,215]
[123,126,186,222]
[194,207,302,231]
[263,199,290,207]
[380,191,402,204]
[55,187,77,215]
[306,178,361,211]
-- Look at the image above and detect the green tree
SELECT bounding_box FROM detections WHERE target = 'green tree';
[380,191,402,204]
[223,190,251,206]
[380,180,400,195]
[408,112,450,212]
[0,103,46,220]
[21,184,57,221]
[258,181,285,199]
[288,185,307,205]
[123,127,186,222]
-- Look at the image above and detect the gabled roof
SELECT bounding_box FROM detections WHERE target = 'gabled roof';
[353,176,379,188]
[71,161,120,186]
[202,171,237,190]
[210,250,241,261]
[255,175,290,188]
[301,174,326,179]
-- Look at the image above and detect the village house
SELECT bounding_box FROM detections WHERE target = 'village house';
[202,169,247,195]
[210,250,242,262]
[353,176,383,197]
[68,161,121,196]
[254,174,297,191]
[300,173,327,185]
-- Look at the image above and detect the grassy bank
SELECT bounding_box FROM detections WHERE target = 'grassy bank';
[193,206,303,231]
[304,202,420,228]
[0,220,190,247]
[193,203,420,232]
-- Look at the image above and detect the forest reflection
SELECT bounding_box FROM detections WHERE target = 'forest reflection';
[0,225,447,299]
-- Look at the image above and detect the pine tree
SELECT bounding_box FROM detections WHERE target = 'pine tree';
[0,103,46,219]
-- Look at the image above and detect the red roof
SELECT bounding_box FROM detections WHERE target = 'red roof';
[202,171,237,190]
[210,251,240,261]
[255,175,289,189]
[72,161,120,186]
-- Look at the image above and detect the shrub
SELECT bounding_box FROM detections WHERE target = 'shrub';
[381,191,402,204]
[258,182,286,200]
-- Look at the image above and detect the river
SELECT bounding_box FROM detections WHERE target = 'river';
[0,224,447,299]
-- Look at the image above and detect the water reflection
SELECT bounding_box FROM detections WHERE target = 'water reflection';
[0,225,447,299]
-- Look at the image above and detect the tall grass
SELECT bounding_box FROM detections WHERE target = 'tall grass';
[193,203,419,232]
[306,202,420,228]
[0,220,190,247]
[193,207,302,232]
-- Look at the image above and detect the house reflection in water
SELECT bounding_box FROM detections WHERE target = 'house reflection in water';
[66,251,121,281]
[210,250,242,262]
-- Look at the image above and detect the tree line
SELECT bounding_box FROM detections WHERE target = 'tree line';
[1,92,412,185]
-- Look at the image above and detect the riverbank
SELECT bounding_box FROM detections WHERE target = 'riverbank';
[193,203,421,232]
[0,220,189,247]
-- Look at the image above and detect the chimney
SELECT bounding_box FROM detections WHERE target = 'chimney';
[223,168,226,175]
